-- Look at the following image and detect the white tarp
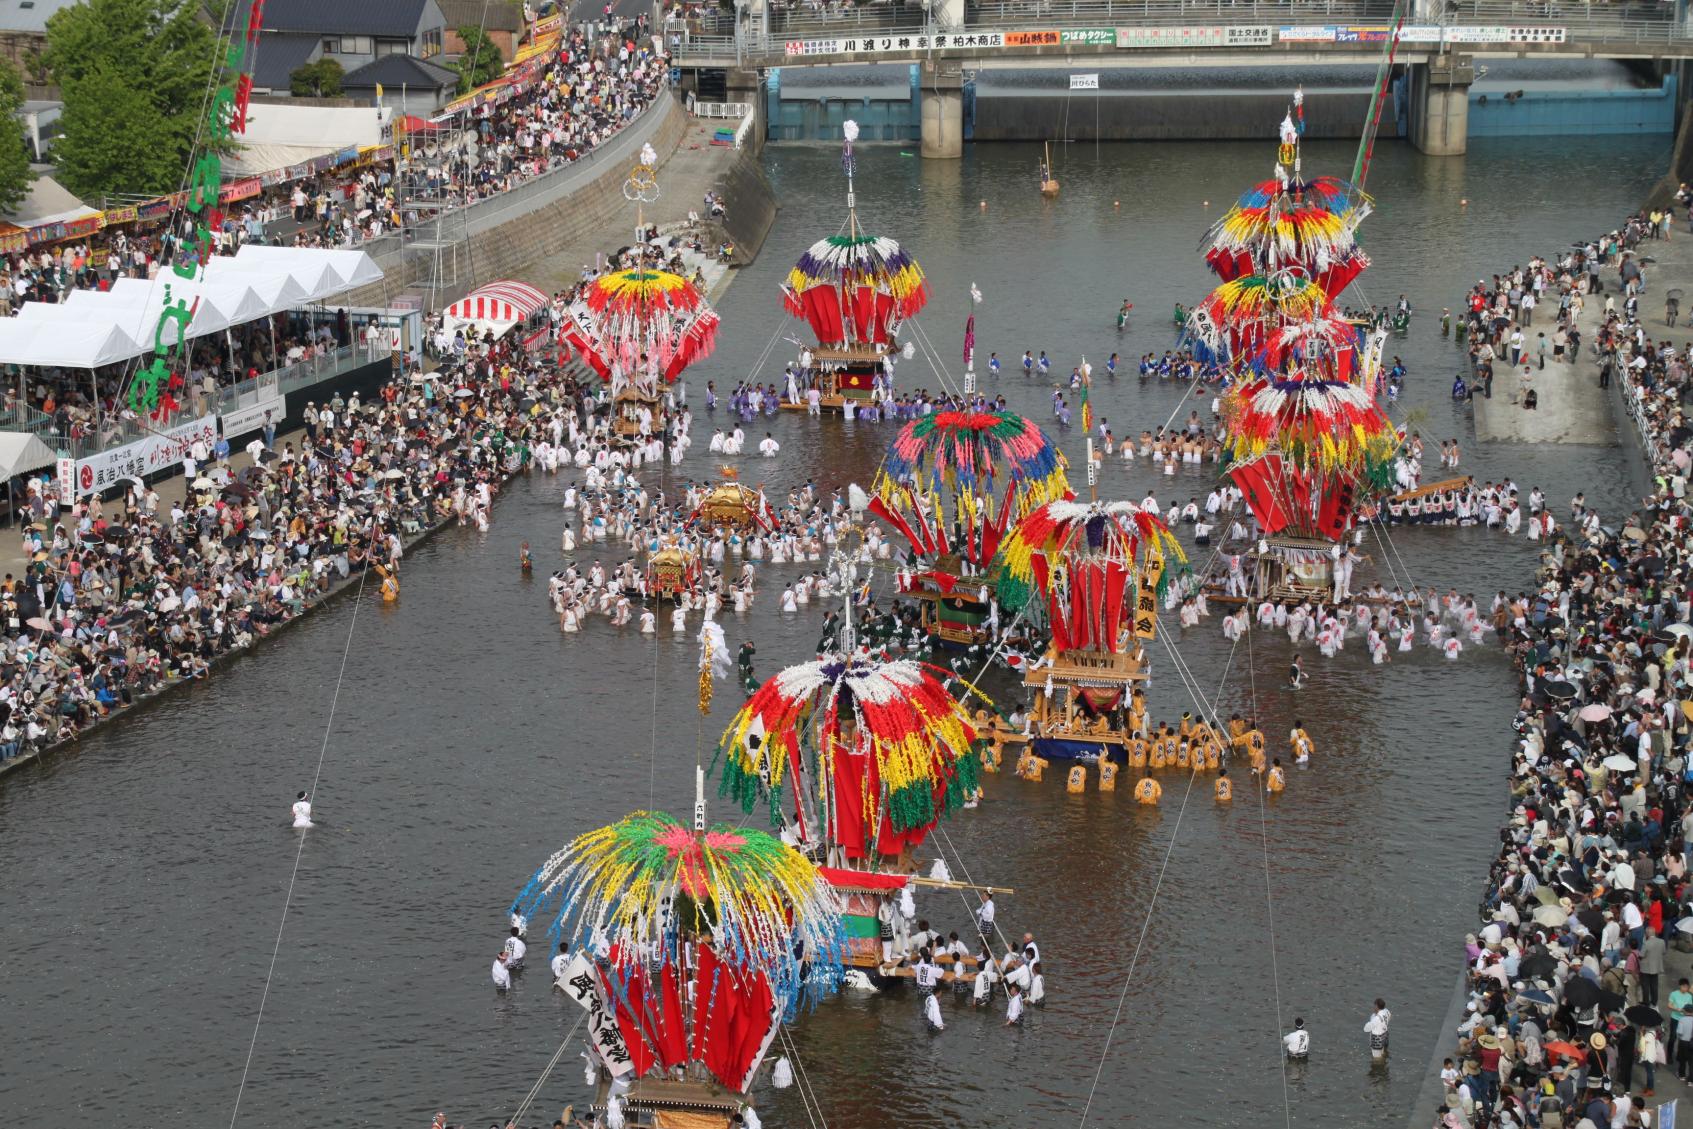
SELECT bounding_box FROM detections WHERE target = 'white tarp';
[0,431,58,478]
[0,247,383,368]
[225,103,391,177]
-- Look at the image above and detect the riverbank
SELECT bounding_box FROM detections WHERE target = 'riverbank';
[1419,210,1693,1128]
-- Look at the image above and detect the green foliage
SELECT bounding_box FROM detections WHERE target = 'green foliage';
[289,57,345,98]
[44,0,219,199]
[0,58,33,213]
[453,25,505,94]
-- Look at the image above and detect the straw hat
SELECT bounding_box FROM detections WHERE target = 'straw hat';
[1591,1032,1608,1050]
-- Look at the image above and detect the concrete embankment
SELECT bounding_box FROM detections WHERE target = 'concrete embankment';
[340,95,777,311]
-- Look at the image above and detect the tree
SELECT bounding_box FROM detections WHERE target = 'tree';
[0,59,33,214]
[454,25,505,94]
[290,58,345,98]
[43,0,218,199]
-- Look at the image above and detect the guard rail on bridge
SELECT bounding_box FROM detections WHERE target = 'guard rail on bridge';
[667,0,1693,63]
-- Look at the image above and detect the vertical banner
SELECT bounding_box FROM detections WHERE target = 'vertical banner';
[1133,570,1158,639]
[55,455,74,506]
[557,954,636,1077]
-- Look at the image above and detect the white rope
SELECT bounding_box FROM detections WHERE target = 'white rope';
[507,1011,588,1128]
[1243,618,1296,1129]
[228,531,377,1128]
[777,1024,827,1129]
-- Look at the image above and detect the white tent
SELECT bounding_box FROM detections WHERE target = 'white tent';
[0,247,384,369]
[0,431,58,478]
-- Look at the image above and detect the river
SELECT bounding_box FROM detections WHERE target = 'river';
[0,132,1670,1128]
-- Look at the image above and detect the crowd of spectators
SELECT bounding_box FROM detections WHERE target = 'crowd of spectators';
[0,327,595,764]
[0,16,666,428]
[1433,200,1693,1129]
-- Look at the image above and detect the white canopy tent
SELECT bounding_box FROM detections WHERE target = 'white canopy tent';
[0,431,57,478]
[0,247,384,369]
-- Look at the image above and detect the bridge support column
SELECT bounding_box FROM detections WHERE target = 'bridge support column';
[1408,54,1474,157]
[725,67,765,157]
[919,61,964,160]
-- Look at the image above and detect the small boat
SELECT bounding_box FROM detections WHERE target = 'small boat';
[1039,141,1060,197]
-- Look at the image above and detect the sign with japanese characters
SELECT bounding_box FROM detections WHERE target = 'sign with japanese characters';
[74,414,218,497]
[557,954,634,1077]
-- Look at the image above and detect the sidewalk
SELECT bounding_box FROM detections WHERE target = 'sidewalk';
[1473,277,1621,446]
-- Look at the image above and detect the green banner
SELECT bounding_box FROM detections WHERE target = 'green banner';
[1061,28,1114,45]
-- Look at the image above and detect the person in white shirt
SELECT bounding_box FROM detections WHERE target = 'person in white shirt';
[550,941,571,983]
[492,952,512,992]
[503,927,527,972]
[923,989,944,1030]
[1283,1017,1309,1058]
[291,790,313,828]
[1005,982,1025,1025]
[758,433,780,458]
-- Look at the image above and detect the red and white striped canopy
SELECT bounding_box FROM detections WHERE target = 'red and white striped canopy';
[441,280,549,336]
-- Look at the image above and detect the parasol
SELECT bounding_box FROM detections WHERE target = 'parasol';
[1517,987,1556,1007]
[1601,753,1637,772]
[781,234,929,348]
[869,409,1070,567]
[1579,704,1613,722]
[1667,624,1693,639]
[994,498,1188,652]
[716,654,985,861]
[1542,680,1578,701]
[1625,1004,1663,1027]
[1531,905,1569,927]
[1518,952,1559,981]
[510,810,846,1091]
[557,269,720,397]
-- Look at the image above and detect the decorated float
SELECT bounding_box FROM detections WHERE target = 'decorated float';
[869,409,1070,649]
[779,121,928,414]
[558,144,720,443]
[509,801,846,1128]
[691,467,776,532]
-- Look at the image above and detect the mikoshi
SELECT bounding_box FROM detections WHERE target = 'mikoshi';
[715,655,986,861]
[994,499,1188,652]
[509,811,847,1089]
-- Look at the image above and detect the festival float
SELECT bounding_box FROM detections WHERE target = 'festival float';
[779,120,928,414]
[508,800,846,1127]
[985,499,1187,768]
[869,409,1071,649]
[713,635,1010,981]
[645,542,703,600]
[558,144,720,443]
[1189,91,1398,603]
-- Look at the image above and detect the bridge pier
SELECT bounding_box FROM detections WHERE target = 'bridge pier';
[725,67,766,157]
[919,61,964,159]
[1408,54,1475,157]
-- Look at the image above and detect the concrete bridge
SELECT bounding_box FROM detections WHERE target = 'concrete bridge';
[668,0,1693,156]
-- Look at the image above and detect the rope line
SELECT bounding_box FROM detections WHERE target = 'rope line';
[507,1011,588,1128]
[228,533,377,1128]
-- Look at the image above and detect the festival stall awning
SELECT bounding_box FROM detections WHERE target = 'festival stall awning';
[0,431,59,478]
[441,279,549,337]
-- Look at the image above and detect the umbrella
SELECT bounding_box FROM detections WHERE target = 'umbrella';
[1543,1039,1585,1063]
[259,449,279,464]
[1625,1004,1663,1026]
[156,596,180,612]
[382,469,406,480]
[1602,753,1638,771]
[1563,976,1607,1010]
[1534,886,1564,907]
[191,477,215,490]
[1518,988,1557,1007]
[1668,624,1693,639]
[1543,679,1578,701]
[453,388,475,399]
[1575,907,1606,935]
[1532,905,1569,927]
[1579,704,1613,722]
[24,616,49,631]
[1675,915,1693,935]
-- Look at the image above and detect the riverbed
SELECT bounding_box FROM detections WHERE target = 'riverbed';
[0,132,1669,1127]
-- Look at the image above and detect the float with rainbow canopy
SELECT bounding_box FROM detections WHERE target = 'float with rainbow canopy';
[778,119,928,414]
[556,143,721,443]
[508,803,846,1125]
[985,497,1190,767]
[869,408,1071,650]
[714,644,1010,980]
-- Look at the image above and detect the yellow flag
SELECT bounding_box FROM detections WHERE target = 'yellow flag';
[376,83,384,100]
